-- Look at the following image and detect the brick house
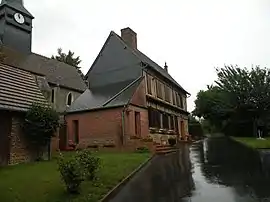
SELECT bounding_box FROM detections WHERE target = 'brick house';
[0,0,87,157]
[65,28,190,150]
[0,63,49,165]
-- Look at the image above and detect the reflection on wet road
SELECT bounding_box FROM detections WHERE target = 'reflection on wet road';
[110,138,270,202]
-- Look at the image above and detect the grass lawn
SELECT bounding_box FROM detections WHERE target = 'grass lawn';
[0,152,150,202]
[231,137,270,149]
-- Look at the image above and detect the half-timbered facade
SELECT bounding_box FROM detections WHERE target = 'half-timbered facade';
[65,27,189,149]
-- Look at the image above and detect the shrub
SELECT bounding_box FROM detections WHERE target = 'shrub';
[58,154,84,194]
[76,150,100,181]
[23,103,59,160]
[168,138,176,146]
[136,146,150,153]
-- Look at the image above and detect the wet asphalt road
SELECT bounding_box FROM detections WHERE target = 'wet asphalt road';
[109,138,270,202]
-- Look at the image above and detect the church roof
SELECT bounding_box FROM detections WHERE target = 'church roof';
[0,0,33,18]
[67,77,142,113]
[0,63,49,112]
[2,46,87,92]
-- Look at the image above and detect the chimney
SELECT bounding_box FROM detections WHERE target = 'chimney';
[121,27,137,49]
[164,62,168,73]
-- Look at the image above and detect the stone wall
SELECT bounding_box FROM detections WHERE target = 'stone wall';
[49,85,82,113]
[9,114,31,164]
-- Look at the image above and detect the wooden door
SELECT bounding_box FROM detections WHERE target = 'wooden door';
[135,112,141,137]
[0,112,11,166]
[73,120,79,144]
[59,123,67,150]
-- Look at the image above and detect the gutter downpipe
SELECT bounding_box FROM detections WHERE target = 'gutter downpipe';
[121,63,148,147]
[121,105,127,147]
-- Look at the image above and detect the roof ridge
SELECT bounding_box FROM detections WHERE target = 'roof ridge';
[111,31,189,94]
[110,31,144,64]
[102,76,142,107]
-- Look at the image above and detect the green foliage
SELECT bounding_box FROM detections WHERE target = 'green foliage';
[57,150,101,194]
[194,65,270,137]
[57,154,84,194]
[76,150,101,181]
[188,116,204,139]
[136,146,150,153]
[23,104,59,160]
[168,138,176,146]
[51,48,81,68]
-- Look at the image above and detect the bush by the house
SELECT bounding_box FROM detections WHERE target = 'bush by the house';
[76,150,101,181]
[168,138,176,146]
[23,103,59,160]
[136,146,150,153]
[57,154,84,194]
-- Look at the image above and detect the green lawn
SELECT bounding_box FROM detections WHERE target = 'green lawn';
[0,152,150,202]
[231,137,270,149]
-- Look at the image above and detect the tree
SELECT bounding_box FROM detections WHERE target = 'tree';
[23,103,59,160]
[52,48,81,68]
[193,85,232,130]
[188,115,204,139]
[194,65,270,137]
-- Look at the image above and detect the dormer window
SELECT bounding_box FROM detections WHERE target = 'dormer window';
[67,93,73,106]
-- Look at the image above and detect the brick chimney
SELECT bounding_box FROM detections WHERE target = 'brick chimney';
[121,27,137,49]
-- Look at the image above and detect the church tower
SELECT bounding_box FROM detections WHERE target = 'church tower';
[0,0,34,53]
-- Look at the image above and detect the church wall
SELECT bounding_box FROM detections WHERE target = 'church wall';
[49,85,82,114]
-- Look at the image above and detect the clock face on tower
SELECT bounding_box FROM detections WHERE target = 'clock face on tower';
[14,13,25,24]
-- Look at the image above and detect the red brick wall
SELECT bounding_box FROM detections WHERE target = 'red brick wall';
[130,79,147,107]
[125,78,149,139]
[65,107,123,148]
[125,106,149,139]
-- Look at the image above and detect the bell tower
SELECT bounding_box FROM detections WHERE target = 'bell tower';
[0,0,34,53]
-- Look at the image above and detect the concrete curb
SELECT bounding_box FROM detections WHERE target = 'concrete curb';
[99,154,155,202]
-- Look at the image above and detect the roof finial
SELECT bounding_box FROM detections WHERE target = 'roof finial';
[164,62,168,72]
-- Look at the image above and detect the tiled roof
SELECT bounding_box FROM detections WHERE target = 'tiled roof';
[2,46,87,92]
[67,78,142,113]
[0,63,49,112]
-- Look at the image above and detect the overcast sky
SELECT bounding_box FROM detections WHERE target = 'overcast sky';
[24,0,270,111]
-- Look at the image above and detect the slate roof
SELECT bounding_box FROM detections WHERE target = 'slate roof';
[0,0,33,18]
[2,46,87,92]
[112,32,189,94]
[0,63,49,112]
[68,29,189,114]
[67,77,142,113]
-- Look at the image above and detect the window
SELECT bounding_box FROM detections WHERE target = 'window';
[51,89,55,103]
[176,93,181,107]
[174,116,179,132]
[67,93,73,106]
[147,74,152,95]
[164,85,171,102]
[156,80,163,99]
[148,108,161,128]
[135,112,141,136]
[162,113,169,129]
[179,95,183,108]
[170,115,175,130]
[172,91,176,105]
